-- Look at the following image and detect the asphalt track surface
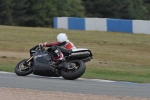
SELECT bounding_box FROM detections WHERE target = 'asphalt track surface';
[0,71,150,98]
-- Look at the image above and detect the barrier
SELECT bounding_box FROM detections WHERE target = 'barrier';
[54,17,68,29]
[133,20,150,34]
[68,17,85,30]
[107,19,132,33]
[85,18,107,31]
[53,17,150,34]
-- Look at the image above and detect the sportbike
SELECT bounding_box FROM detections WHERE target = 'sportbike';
[15,44,93,80]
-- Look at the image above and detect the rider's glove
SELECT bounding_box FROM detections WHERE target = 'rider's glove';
[39,42,47,47]
[38,43,43,49]
[42,42,47,47]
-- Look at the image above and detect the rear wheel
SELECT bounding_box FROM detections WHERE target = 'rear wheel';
[61,60,86,80]
[15,59,33,76]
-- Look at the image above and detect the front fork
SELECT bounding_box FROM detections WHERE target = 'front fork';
[23,56,34,65]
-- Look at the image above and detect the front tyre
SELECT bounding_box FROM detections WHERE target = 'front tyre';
[15,59,33,76]
[61,60,86,80]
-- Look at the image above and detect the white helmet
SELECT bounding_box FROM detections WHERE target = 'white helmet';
[56,33,69,42]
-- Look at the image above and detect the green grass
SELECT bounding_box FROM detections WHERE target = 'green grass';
[0,25,150,83]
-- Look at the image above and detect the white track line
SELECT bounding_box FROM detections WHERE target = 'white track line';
[0,71,115,83]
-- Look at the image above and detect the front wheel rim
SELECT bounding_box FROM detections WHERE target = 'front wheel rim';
[18,62,31,71]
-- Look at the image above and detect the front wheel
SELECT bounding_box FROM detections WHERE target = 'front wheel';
[15,59,33,76]
[61,60,86,80]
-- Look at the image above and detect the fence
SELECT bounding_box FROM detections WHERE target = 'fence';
[53,17,150,34]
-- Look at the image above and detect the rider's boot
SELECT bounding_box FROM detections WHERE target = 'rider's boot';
[51,58,75,70]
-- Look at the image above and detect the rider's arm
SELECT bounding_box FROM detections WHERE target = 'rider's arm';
[43,42,61,47]
[43,41,67,47]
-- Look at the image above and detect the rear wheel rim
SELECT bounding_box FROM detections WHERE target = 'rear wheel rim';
[64,62,80,73]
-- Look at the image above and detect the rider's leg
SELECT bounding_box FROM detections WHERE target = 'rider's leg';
[57,46,72,56]
[51,46,66,65]
[51,46,74,69]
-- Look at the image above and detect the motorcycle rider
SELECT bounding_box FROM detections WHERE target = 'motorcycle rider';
[39,33,76,69]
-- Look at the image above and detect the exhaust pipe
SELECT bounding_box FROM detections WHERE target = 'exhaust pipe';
[82,57,92,62]
[70,51,90,58]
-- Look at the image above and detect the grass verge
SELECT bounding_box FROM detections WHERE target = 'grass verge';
[0,25,150,83]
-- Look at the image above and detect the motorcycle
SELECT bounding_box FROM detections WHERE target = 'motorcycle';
[15,44,93,80]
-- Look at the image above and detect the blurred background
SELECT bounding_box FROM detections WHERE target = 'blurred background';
[0,0,150,27]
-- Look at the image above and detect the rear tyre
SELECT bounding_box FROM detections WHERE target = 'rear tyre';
[15,59,33,76]
[61,60,86,80]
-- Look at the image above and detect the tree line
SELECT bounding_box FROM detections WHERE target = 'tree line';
[0,0,150,27]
